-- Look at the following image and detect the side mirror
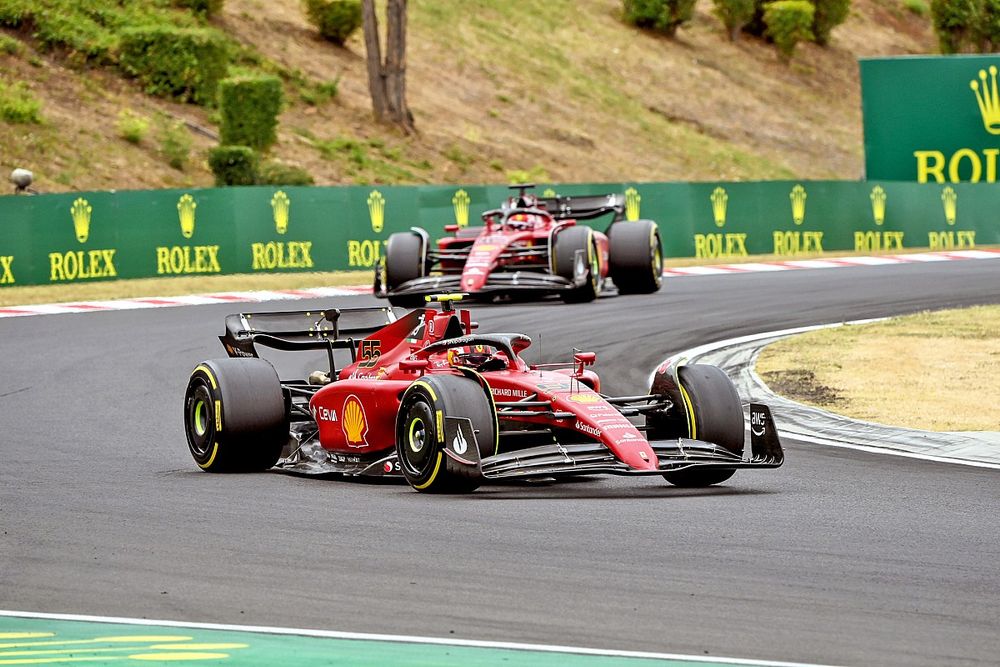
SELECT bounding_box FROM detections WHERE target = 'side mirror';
[573,351,596,376]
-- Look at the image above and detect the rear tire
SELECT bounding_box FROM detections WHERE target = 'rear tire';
[396,375,495,493]
[659,365,743,487]
[184,359,288,473]
[385,232,426,308]
[608,220,662,294]
[553,225,600,303]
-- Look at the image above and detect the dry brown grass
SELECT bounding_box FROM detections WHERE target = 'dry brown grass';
[756,306,1000,431]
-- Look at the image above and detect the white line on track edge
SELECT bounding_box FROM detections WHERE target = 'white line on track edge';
[0,609,841,667]
[649,320,1000,471]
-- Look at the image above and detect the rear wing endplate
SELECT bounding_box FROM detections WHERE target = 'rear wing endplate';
[219,305,397,359]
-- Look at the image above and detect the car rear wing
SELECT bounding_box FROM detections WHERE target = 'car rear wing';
[219,305,397,359]
[536,193,626,222]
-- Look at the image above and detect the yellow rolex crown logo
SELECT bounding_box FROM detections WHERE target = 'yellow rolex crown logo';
[452,189,470,228]
[542,188,556,198]
[70,197,92,243]
[271,191,290,235]
[177,193,197,239]
[368,190,385,233]
[624,187,641,221]
[710,187,728,228]
[790,184,807,225]
[870,185,886,226]
[970,66,1000,135]
[941,186,957,226]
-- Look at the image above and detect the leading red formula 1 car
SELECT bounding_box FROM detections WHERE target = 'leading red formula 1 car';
[183,296,783,492]
[374,185,663,307]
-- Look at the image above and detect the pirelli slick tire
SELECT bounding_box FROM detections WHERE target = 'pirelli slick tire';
[608,220,662,295]
[553,225,600,303]
[184,359,288,473]
[385,232,426,308]
[396,374,496,493]
[661,364,743,487]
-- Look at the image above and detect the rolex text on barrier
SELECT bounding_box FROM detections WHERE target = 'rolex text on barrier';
[0,181,997,287]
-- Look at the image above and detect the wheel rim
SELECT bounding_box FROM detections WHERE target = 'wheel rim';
[401,398,435,476]
[652,242,662,284]
[185,382,214,458]
[408,416,426,453]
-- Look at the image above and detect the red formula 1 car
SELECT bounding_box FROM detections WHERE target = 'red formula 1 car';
[374,185,664,307]
[183,296,783,492]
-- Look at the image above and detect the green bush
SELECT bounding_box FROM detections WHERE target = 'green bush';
[979,0,1000,50]
[931,0,978,52]
[258,161,314,185]
[0,33,23,55]
[119,26,229,105]
[116,109,149,144]
[712,0,756,39]
[209,145,259,186]
[903,0,929,17]
[303,0,363,45]
[812,0,850,45]
[0,80,42,123]
[218,75,283,151]
[764,0,815,58]
[158,117,193,170]
[174,0,225,17]
[623,0,697,36]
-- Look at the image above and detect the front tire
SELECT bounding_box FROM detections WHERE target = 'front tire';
[553,225,600,303]
[608,219,662,294]
[396,374,496,493]
[184,359,288,473]
[385,231,427,308]
[657,364,743,487]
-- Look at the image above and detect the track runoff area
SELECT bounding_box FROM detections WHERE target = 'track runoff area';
[0,611,839,667]
[0,249,996,318]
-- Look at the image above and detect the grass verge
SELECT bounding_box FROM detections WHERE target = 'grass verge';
[756,305,1000,432]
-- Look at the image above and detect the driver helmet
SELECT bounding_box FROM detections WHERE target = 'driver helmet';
[448,345,495,368]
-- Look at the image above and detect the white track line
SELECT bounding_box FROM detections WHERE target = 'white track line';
[0,610,841,667]
[2,249,998,319]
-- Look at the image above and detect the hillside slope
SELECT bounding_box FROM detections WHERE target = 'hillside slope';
[0,0,934,193]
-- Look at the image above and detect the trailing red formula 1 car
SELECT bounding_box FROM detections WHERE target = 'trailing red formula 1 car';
[374,185,663,307]
[183,296,783,492]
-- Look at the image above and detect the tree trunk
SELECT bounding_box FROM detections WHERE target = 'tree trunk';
[361,0,414,133]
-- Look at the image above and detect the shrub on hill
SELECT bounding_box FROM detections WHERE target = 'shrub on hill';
[931,0,1000,52]
[0,79,41,124]
[712,0,756,40]
[258,161,315,185]
[218,75,283,151]
[764,0,815,58]
[208,145,259,186]
[303,0,363,45]
[174,0,225,17]
[622,0,697,36]
[812,0,850,45]
[119,26,229,105]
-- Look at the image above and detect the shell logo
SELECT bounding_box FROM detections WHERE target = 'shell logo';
[568,393,601,404]
[342,394,369,446]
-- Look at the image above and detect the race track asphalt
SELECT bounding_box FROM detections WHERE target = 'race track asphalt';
[2,260,1000,667]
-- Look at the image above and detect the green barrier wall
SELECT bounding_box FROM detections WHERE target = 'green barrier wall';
[0,180,996,287]
[861,55,1000,183]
